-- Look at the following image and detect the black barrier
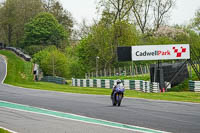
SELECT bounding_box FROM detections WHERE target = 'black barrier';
[5,47,31,61]
[150,62,189,87]
[117,46,132,61]
[0,42,3,49]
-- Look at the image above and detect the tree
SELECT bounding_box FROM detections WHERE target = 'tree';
[98,0,134,23]
[0,0,73,47]
[97,0,138,64]
[96,21,139,68]
[33,46,68,77]
[65,46,85,78]
[42,0,74,36]
[192,8,200,32]
[0,0,17,45]
[132,0,152,33]
[76,35,98,72]
[42,0,55,11]
[153,0,175,30]
[23,12,68,47]
[74,19,92,39]
[50,1,74,35]
[76,21,139,71]
[0,0,44,46]
[141,25,200,50]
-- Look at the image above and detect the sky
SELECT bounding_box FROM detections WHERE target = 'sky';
[59,0,98,25]
[60,0,200,26]
[170,0,200,25]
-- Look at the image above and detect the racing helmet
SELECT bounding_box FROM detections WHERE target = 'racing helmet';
[116,79,121,84]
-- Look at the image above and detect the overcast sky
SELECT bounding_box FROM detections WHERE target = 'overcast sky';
[60,0,200,26]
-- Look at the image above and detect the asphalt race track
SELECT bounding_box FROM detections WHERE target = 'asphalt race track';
[0,107,137,133]
[0,55,200,133]
[0,56,6,83]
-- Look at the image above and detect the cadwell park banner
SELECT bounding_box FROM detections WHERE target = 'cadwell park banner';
[132,44,190,61]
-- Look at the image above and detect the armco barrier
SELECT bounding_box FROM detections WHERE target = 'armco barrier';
[75,79,77,86]
[124,80,130,90]
[189,80,200,92]
[77,79,80,86]
[101,80,105,88]
[5,47,31,61]
[72,78,164,93]
[105,80,110,88]
[83,79,87,87]
[41,76,66,84]
[80,79,83,87]
[152,82,160,93]
[130,80,135,90]
[142,81,152,93]
[86,79,90,87]
[97,79,101,88]
[89,79,93,87]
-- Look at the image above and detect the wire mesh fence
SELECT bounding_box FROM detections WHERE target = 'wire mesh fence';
[85,64,150,78]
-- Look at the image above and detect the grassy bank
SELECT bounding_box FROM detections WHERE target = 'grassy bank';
[0,50,200,103]
[0,50,33,85]
[0,128,11,133]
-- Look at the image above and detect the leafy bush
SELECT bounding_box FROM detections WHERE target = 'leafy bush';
[65,46,86,78]
[169,80,189,92]
[24,45,46,56]
[33,46,68,78]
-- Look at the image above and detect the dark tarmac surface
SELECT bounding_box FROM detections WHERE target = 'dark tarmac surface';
[1,55,200,133]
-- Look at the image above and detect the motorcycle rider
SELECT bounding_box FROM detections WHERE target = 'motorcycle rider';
[111,79,125,99]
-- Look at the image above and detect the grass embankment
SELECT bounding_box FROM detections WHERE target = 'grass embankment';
[0,50,33,85]
[0,50,200,103]
[0,128,11,133]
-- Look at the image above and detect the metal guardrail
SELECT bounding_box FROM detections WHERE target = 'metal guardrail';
[72,78,163,93]
[189,80,200,92]
[5,47,31,61]
[41,76,66,84]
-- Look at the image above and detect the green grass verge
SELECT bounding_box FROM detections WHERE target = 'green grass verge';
[0,50,200,103]
[0,128,11,133]
[0,50,33,84]
[17,82,200,103]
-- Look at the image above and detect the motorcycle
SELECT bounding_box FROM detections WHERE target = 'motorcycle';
[112,87,124,106]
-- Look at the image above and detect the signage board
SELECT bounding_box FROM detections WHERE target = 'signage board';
[117,46,131,61]
[132,44,190,61]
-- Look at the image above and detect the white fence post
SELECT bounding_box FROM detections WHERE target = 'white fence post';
[83,79,87,87]
[72,78,75,86]
[97,79,101,88]
[124,80,130,90]
[152,82,160,93]
[77,79,80,87]
[105,80,110,88]
[135,80,141,91]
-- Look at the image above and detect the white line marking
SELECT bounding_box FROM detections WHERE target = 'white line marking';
[0,126,19,133]
[0,56,7,84]
[0,100,170,133]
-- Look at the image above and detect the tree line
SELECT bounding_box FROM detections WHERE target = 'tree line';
[0,0,200,79]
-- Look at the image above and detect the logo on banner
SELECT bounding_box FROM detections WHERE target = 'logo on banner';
[132,44,190,61]
[172,46,187,57]
[135,46,187,57]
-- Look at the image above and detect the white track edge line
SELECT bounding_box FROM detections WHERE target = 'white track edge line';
[0,56,7,84]
[0,126,18,133]
[0,100,170,133]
